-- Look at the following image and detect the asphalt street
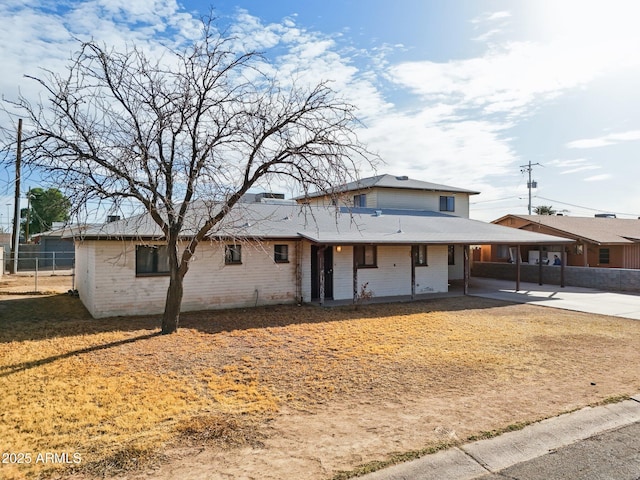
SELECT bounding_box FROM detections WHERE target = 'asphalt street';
[473,420,640,480]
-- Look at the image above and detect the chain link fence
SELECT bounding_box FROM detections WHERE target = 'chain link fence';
[2,249,76,293]
[5,251,74,273]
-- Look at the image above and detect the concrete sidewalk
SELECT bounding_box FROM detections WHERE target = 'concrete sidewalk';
[468,277,640,320]
[359,395,640,480]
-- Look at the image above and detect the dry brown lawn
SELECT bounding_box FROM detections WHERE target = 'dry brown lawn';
[0,274,639,480]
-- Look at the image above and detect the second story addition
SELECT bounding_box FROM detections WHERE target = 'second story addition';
[298,174,480,218]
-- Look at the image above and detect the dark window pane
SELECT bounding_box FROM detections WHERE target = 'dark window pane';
[439,196,455,212]
[225,244,242,264]
[274,244,289,262]
[354,245,376,267]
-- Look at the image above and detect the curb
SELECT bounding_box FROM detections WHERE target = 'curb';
[359,395,640,480]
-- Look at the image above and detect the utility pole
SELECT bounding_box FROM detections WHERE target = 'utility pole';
[10,119,22,274]
[520,160,541,215]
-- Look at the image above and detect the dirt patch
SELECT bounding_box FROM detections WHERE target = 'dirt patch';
[0,284,638,480]
[0,272,74,295]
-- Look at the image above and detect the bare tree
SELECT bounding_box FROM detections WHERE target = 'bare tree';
[4,19,370,333]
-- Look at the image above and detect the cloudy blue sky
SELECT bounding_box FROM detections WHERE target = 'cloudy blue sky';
[1,0,639,227]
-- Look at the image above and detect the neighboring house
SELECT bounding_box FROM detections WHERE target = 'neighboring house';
[481,214,640,268]
[71,175,571,319]
[30,223,77,268]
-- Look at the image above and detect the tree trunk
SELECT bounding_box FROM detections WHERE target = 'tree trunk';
[162,274,183,334]
[162,237,184,334]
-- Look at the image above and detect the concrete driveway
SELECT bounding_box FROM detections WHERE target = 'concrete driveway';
[468,277,640,320]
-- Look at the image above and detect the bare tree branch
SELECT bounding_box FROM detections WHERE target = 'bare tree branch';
[1,16,374,333]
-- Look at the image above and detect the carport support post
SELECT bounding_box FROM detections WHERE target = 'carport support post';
[561,250,566,288]
[463,244,469,295]
[411,246,416,300]
[538,245,543,285]
[515,244,521,291]
[318,246,325,306]
[353,247,358,304]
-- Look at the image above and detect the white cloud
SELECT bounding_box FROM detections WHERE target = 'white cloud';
[2,0,638,222]
[471,10,512,25]
[548,158,601,175]
[225,12,392,120]
[583,174,612,182]
[359,110,516,188]
[388,39,602,118]
[566,130,640,149]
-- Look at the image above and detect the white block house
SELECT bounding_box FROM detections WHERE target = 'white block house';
[73,186,571,318]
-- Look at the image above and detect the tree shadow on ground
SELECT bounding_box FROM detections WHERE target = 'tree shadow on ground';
[0,294,160,343]
[0,331,161,378]
[0,292,514,344]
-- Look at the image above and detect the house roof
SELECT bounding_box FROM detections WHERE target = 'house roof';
[297,174,480,199]
[75,203,571,246]
[494,214,640,245]
[32,223,96,240]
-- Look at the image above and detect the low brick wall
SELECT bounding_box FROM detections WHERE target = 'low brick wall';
[471,262,640,293]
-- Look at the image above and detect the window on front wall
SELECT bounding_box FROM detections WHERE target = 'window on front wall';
[599,248,610,264]
[136,245,170,275]
[439,196,455,212]
[448,245,455,265]
[354,194,367,207]
[225,244,242,264]
[354,245,377,268]
[274,244,289,263]
[412,245,428,266]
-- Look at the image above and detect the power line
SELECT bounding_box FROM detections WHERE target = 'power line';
[470,195,522,205]
[535,196,640,218]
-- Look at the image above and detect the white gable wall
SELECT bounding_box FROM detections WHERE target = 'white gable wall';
[448,245,465,280]
[181,240,298,311]
[300,240,312,302]
[75,241,97,316]
[79,239,299,318]
[357,245,412,297]
[304,189,471,218]
[374,189,470,217]
[332,245,354,300]
[415,245,449,294]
